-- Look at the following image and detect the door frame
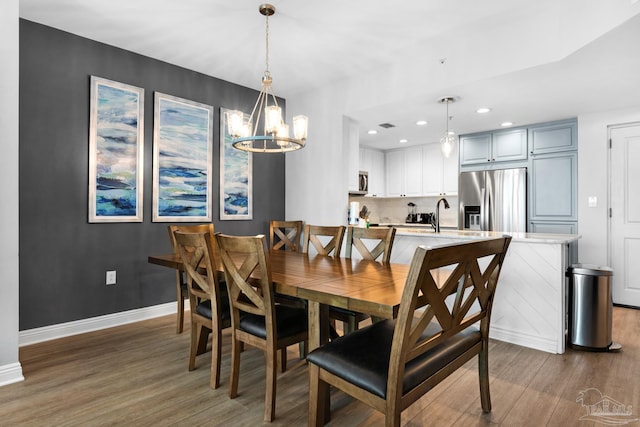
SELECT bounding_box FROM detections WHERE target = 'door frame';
[607,121,640,306]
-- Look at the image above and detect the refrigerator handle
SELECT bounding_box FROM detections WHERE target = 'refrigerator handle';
[481,187,487,230]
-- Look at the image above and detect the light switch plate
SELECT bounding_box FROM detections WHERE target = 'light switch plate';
[588,196,598,208]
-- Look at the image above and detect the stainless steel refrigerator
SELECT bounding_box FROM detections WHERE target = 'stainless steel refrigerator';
[458,168,527,232]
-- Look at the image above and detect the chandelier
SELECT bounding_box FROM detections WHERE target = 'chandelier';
[225,4,308,153]
[438,97,456,158]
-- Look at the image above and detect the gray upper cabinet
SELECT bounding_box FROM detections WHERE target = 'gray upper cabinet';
[492,128,528,162]
[460,134,491,165]
[528,119,577,155]
[460,128,527,165]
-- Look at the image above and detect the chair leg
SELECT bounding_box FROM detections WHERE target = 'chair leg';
[308,364,328,426]
[344,317,357,335]
[176,273,185,334]
[264,346,278,422]
[188,322,200,371]
[384,413,401,427]
[280,348,287,373]
[299,341,307,359]
[196,325,210,356]
[228,335,241,399]
[176,296,184,334]
[479,341,492,413]
[210,328,222,389]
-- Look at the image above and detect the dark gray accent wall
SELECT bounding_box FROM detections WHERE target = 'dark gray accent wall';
[19,20,285,330]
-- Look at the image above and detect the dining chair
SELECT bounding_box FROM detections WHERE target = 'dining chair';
[270,219,307,357]
[216,233,309,423]
[307,236,512,427]
[302,224,346,257]
[173,230,230,389]
[168,223,215,334]
[345,225,396,263]
[269,220,303,252]
[331,225,398,335]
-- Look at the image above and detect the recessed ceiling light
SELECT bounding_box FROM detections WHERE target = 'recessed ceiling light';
[367,129,377,135]
[476,107,491,114]
[399,139,408,143]
[416,120,427,126]
[501,122,513,127]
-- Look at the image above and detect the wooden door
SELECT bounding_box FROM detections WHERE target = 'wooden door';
[610,123,640,307]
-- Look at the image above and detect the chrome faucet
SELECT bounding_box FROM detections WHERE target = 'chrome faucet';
[434,197,450,233]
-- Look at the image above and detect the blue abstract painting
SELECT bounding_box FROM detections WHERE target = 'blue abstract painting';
[153,93,213,222]
[220,108,252,220]
[89,76,144,223]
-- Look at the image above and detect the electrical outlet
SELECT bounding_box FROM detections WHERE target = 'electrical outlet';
[106,270,117,285]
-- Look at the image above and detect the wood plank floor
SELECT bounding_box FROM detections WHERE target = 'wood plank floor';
[1,306,638,426]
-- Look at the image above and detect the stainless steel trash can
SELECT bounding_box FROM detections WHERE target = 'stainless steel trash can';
[567,264,614,351]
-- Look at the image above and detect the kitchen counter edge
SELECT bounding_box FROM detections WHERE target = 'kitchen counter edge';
[392,227,580,244]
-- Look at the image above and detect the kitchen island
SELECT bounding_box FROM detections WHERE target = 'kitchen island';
[388,228,581,354]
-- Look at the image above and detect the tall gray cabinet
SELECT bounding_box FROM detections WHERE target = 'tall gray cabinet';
[527,119,578,235]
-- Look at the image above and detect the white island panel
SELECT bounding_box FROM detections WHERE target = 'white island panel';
[389,229,578,354]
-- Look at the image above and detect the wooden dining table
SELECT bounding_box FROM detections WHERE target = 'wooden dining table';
[148,250,449,351]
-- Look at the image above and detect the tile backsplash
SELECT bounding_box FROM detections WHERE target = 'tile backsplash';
[348,195,458,228]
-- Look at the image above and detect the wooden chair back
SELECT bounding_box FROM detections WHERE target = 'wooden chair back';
[167,223,215,333]
[345,226,396,263]
[302,224,346,257]
[173,230,221,305]
[269,220,303,252]
[216,234,275,326]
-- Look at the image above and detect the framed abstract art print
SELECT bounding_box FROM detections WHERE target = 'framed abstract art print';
[88,76,145,223]
[220,108,253,220]
[152,92,213,222]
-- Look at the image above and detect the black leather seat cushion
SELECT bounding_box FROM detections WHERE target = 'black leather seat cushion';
[194,283,230,320]
[239,304,308,339]
[195,297,230,321]
[306,319,481,399]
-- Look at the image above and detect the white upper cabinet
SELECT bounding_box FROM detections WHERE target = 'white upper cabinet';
[359,147,385,196]
[385,148,422,197]
[422,142,458,196]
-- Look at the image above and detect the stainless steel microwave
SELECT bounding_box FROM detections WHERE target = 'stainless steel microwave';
[358,171,368,193]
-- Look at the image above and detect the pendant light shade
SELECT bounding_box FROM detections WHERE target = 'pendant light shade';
[439,97,456,158]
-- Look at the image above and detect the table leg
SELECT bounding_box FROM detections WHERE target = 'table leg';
[307,301,329,352]
[307,300,331,421]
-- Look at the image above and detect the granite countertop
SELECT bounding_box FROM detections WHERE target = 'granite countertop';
[390,227,581,244]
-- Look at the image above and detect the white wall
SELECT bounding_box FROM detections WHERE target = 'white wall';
[577,108,640,266]
[0,0,23,386]
[285,80,351,225]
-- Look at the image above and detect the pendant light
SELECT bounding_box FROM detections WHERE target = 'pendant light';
[439,97,456,158]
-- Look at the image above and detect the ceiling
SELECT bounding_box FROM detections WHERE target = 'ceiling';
[19,0,640,150]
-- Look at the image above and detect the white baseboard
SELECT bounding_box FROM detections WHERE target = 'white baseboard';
[19,300,189,347]
[0,362,24,387]
[490,325,560,354]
